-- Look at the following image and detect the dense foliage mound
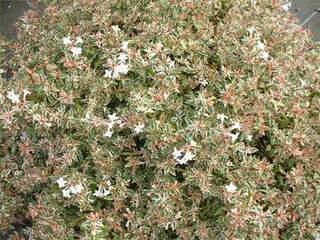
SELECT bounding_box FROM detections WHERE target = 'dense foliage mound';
[0,0,319,239]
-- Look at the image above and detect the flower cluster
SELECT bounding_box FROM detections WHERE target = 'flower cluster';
[56,177,84,198]
[63,36,83,57]
[93,176,112,198]
[104,41,130,79]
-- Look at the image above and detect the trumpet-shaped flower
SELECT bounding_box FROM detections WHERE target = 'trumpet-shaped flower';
[94,187,111,197]
[63,36,72,45]
[104,69,113,78]
[103,129,113,138]
[7,90,20,104]
[71,47,82,57]
[227,132,240,143]
[113,63,129,76]
[111,25,121,33]
[133,123,145,134]
[229,122,241,131]
[108,113,119,123]
[69,183,84,194]
[56,177,67,188]
[62,189,71,198]
[225,182,237,193]
[282,2,291,11]
[172,147,183,160]
[118,52,128,63]
[76,37,83,44]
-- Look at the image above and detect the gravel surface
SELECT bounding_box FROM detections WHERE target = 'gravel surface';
[0,1,319,41]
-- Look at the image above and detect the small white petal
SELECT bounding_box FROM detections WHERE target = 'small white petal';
[282,2,291,11]
[225,182,237,193]
[121,41,129,52]
[104,69,113,78]
[111,25,121,33]
[62,189,71,198]
[114,63,129,75]
[118,52,128,63]
[63,36,72,45]
[133,123,144,134]
[76,37,83,44]
[259,51,269,61]
[256,41,266,50]
[227,132,239,143]
[172,147,183,160]
[6,90,20,104]
[71,47,82,57]
[181,151,194,162]
[103,130,113,138]
[69,183,84,194]
[229,122,241,131]
[108,113,119,122]
[56,177,67,188]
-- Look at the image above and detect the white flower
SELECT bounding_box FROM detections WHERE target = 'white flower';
[69,183,84,194]
[172,147,183,160]
[111,25,121,33]
[256,40,266,50]
[176,157,189,165]
[250,0,257,6]
[259,51,269,61]
[118,52,128,63]
[103,129,113,138]
[94,187,111,197]
[104,69,113,78]
[0,69,5,74]
[108,113,119,122]
[62,189,71,198]
[71,47,82,57]
[56,177,67,188]
[229,121,241,131]
[106,121,114,129]
[247,134,253,141]
[217,113,228,125]
[227,132,240,143]
[282,2,291,11]
[175,150,195,165]
[7,90,20,104]
[116,119,125,128]
[94,179,112,198]
[133,123,144,134]
[225,182,237,193]
[76,36,83,44]
[114,63,129,76]
[121,41,129,52]
[63,36,72,45]
[181,151,195,162]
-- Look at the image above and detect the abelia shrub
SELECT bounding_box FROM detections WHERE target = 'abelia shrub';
[0,0,319,239]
